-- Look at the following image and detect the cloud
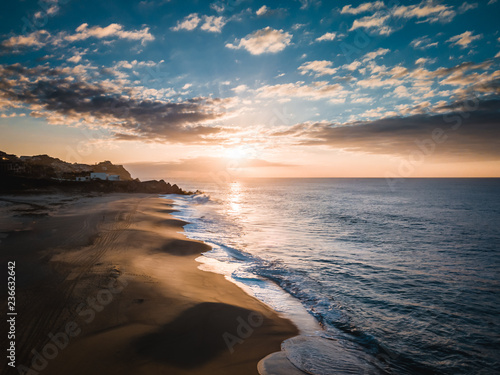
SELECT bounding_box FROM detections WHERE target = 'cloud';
[348,2,458,37]
[35,5,59,18]
[392,2,456,23]
[458,2,478,13]
[1,24,155,51]
[3,25,155,52]
[200,16,226,32]
[171,13,201,31]
[341,1,385,15]
[0,113,26,118]
[232,84,248,93]
[357,76,402,88]
[410,35,439,49]
[114,59,159,69]
[361,107,385,117]
[415,57,436,65]
[171,13,227,33]
[279,97,500,160]
[68,52,84,63]
[1,30,51,50]
[408,60,492,82]
[447,31,482,49]
[315,32,336,42]
[394,85,411,97]
[63,23,154,45]
[0,64,234,144]
[226,27,292,55]
[257,81,346,101]
[349,13,393,35]
[256,5,269,15]
[362,48,390,61]
[256,5,286,17]
[297,0,321,10]
[344,61,362,71]
[298,61,338,76]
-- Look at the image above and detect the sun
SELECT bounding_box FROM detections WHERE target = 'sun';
[223,145,251,160]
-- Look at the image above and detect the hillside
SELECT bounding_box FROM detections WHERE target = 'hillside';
[13,153,133,181]
[0,151,190,195]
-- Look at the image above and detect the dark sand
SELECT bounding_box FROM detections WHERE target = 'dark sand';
[0,194,297,374]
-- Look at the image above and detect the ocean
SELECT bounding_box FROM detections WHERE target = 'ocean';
[165,178,500,375]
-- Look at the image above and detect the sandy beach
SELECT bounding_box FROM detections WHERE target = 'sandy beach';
[0,194,298,375]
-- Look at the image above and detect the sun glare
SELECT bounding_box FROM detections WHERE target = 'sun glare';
[223,146,250,160]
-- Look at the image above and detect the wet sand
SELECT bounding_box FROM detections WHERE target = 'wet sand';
[0,194,297,374]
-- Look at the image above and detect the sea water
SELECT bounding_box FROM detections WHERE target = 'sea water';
[165,178,500,374]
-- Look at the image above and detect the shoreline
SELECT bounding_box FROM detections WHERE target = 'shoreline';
[0,193,298,374]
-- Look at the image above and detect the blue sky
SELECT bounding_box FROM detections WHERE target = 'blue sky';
[1,0,499,178]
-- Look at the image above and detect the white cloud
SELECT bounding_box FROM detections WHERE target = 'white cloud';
[298,61,338,76]
[357,75,401,88]
[415,57,436,65]
[392,2,456,23]
[226,27,292,55]
[171,13,201,31]
[2,24,154,50]
[0,113,26,118]
[68,52,84,63]
[34,3,59,19]
[201,16,226,33]
[349,13,393,35]
[341,1,385,15]
[487,0,497,4]
[361,107,385,117]
[256,5,269,16]
[210,3,225,13]
[458,2,478,13]
[64,23,154,45]
[115,60,160,69]
[447,31,482,48]
[1,30,51,49]
[171,13,226,33]
[344,61,362,71]
[232,84,248,93]
[410,35,439,49]
[351,97,371,103]
[257,81,346,101]
[297,0,321,10]
[362,48,390,61]
[315,32,336,42]
[394,85,410,97]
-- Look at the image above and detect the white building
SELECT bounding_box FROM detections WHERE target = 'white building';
[87,172,121,181]
[90,172,108,180]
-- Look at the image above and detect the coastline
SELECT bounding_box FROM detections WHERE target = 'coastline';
[0,193,298,374]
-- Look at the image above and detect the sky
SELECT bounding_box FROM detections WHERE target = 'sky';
[0,0,499,180]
